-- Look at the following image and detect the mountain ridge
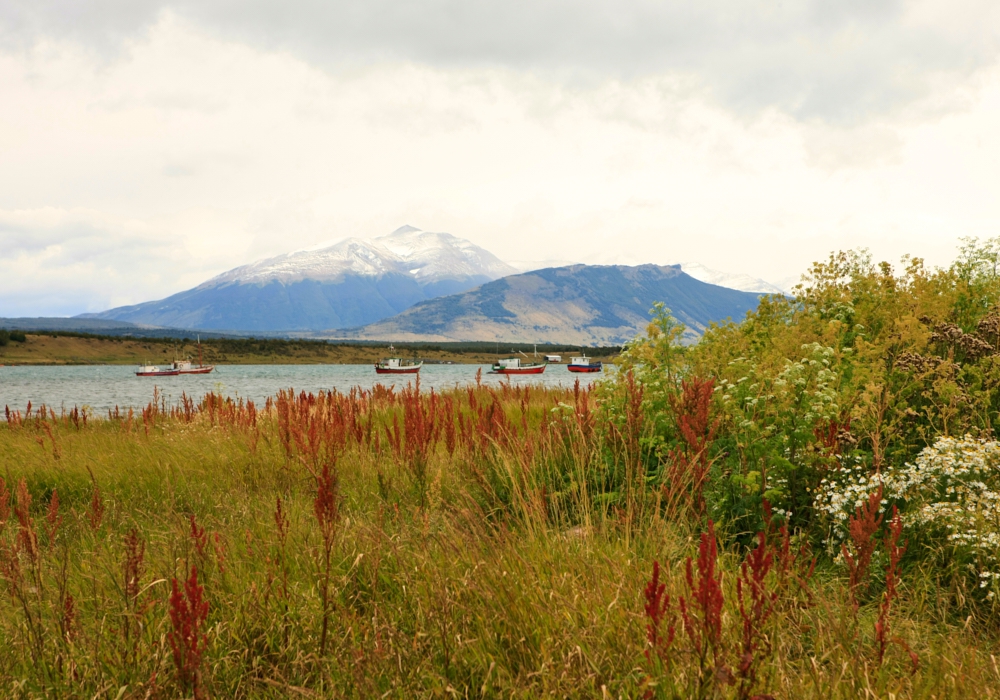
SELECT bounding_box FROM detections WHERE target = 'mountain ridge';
[80,227,518,332]
[332,263,763,345]
[79,227,776,338]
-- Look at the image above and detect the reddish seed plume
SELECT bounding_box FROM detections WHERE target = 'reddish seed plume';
[762,498,816,600]
[123,528,145,608]
[274,496,289,547]
[88,486,105,531]
[0,540,22,590]
[212,532,227,575]
[62,592,77,642]
[665,377,718,514]
[313,458,340,656]
[14,479,38,563]
[168,566,210,699]
[0,476,10,532]
[842,486,884,610]
[442,395,457,456]
[45,489,61,542]
[40,421,61,460]
[643,560,675,664]
[620,371,643,461]
[814,417,851,455]
[737,532,776,695]
[314,462,340,537]
[876,505,909,668]
[671,377,718,455]
[189,514,208,559]
[679,520,726,673]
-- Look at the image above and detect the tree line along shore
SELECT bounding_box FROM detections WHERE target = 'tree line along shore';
[0,331,622,366]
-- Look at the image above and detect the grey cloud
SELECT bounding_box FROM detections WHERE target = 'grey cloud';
[2,1,998,123]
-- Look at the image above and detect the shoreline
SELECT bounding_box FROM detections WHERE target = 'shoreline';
[1,334,618,367]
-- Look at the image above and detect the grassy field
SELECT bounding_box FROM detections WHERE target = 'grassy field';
[1,381,997,698]
[10,246,1000,697]
[0,333,617,366]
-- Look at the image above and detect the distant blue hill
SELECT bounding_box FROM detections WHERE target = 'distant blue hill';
[78,273,491,332]
[0,317,238,339]
[337,264,768,344]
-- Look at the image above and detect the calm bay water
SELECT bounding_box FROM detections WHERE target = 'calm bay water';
[0,364,609,417]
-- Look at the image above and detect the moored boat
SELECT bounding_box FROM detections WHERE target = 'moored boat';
[172,359,215,375]
[491,356,547,374]
[172,336,215,374]
[135,364,179,377]
[567,354,602,373]
[375,346,423,374]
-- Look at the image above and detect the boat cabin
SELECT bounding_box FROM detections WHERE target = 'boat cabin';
[496,357,526,370]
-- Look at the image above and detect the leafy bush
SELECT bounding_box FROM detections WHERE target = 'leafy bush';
[601,237,1000,613]
[816,435,1000,599]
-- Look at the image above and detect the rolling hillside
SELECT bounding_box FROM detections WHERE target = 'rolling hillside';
[336,264,765,344]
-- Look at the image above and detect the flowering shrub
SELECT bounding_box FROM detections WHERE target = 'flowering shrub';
[815,435,1000,595]
[708,343,843,535]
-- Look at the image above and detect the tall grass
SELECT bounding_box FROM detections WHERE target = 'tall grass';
[0,384,998,697]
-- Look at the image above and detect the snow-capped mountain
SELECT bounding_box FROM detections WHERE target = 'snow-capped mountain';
[206,225,517,287]
[80,227,519,332]
[81,225,786,334]
[676,262,787,295]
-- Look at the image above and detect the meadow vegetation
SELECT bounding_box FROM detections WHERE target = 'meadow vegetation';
[6,241,1000,697]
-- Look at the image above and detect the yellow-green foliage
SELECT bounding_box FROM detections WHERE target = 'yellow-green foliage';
[607,243,1000,591]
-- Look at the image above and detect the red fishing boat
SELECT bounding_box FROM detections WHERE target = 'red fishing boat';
[375,346,423,374]
[567,354,602,373]
[135,363,179,377]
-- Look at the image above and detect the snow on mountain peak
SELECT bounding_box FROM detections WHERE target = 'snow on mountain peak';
[203,227,517,287]
[677,262,787,294]
[390,224,422,235]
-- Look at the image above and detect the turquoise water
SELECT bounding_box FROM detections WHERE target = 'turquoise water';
[0,364,609,417]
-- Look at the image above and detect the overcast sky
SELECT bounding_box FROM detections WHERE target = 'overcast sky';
[2,1,999,315]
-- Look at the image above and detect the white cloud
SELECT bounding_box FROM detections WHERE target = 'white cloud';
[0,10,998,316]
